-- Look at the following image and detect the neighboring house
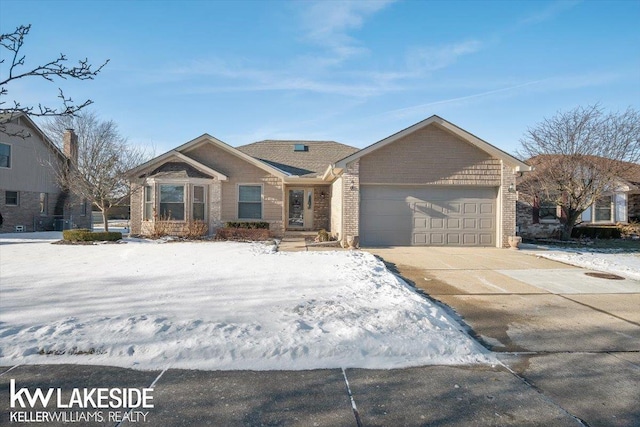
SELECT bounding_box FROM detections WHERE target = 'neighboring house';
[128,115,531,247]
[517,157,640,239]
[0,113,91,233]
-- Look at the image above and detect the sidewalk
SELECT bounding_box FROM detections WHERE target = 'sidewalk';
[1,363,581,426]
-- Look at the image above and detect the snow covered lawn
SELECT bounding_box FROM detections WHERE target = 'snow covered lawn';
[0,233,490,370]
[530,247,640,280]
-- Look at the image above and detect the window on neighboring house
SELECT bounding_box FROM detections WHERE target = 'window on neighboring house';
[144,185,153,220]
[539,199,557,221]
[39,193,48,215]
[193,186,205,221]
[0,143,10,168]
[81,199,88,216]
[5,190,18,206]
[595,196,613,222]
[238,185,262,219]
[159,184,185,220]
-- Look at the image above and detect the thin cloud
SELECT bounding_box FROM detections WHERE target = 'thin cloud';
[380,79,548,119]
[406,40,484,73]
[299,0,397,62]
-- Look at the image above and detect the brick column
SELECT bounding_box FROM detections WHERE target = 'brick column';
[342,160,360,245]
[501,163,517,248]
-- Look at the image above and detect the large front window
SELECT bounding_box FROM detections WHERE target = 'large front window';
[595,196,612,222]
[238,185,262,219]
[159,185,185,220]
[0,143,10,168]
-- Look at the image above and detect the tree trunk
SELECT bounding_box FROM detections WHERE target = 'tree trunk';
[102,209,109,232]
[561,223,573,241]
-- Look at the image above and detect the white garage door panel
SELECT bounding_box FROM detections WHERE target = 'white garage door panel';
[360,186,497,246]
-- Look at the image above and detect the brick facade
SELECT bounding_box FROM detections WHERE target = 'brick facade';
[313,185,331,231]
[359,125,501,186]
[0,189,91,232]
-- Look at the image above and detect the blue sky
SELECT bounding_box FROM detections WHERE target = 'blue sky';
[2,0,639,157]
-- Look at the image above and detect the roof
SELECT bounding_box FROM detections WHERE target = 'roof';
[1,112,67,162]
[335,115,532,171]
[237,140,359,177]
[527,155,640,186]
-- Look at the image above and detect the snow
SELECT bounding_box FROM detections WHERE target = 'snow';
[0,233,491,370]
[529,247,640,280]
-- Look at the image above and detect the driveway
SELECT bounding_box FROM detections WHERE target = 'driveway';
[366,246,640,427]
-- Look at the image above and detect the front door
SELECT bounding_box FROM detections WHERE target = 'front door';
[288,188,313,229]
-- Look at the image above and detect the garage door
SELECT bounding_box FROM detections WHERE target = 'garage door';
[360,186,497,246]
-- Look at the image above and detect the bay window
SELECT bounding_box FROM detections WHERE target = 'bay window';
[193,186,205,221]
[159,184,185,220]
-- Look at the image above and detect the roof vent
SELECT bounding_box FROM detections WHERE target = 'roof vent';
[294,144,308,152]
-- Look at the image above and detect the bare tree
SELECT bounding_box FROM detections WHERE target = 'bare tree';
[43,111,149,232]
[519,104,640,240]
[0,24,109,137]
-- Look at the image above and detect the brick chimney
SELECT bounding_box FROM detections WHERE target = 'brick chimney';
[63,129,78,164]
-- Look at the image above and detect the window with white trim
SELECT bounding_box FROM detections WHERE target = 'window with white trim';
[193,186,205,221]
[0,143,10,168]
[144,185,153,220]
[238,185,262,219]
[159,184,185,220]
[594,196,613,222]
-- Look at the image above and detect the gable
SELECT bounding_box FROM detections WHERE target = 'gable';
[336,115,531,172]
[184,143,278,179]
[359,123,502,186]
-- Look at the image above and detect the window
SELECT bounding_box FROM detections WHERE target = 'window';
[0,143,10,168]
[159,185,185,220]
[193,186,205,221]
[39,193,48,215]
[294,144,308,152]
[5,190,18,206]
[144,186,153,220]
[81,199,88,216]
[595,196,612,222]
[238,185,262,219]
[539,199,557,221]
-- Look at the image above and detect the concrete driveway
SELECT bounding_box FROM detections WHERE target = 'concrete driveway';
[366,246,640,427]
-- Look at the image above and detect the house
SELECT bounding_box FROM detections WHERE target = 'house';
[128,115,531,247]
[0,113,92,232]
[517,156,640,239]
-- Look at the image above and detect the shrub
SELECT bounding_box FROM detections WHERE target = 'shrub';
[316,229,330,242]
[184,220,208,239]
[63,229,122,242]
[216,228,272,241]
[620,221,640,238]
[224,221,270,230]
[571,226,622,239]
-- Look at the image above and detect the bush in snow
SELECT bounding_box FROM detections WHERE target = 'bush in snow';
[63,229,122,242]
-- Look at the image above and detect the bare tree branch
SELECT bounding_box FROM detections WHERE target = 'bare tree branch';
[0,24,109,136]
[43,111,152,232]
[519,104,640,240]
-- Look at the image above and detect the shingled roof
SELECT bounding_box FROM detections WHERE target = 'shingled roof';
[236,140,359,177]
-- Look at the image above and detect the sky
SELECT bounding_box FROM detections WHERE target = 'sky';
[1,0,639,157]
